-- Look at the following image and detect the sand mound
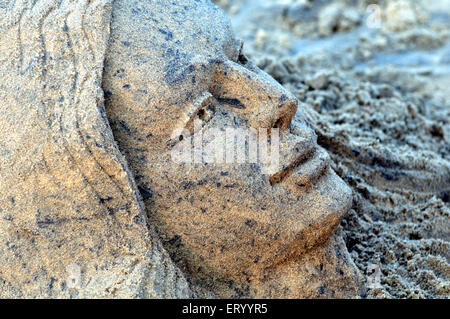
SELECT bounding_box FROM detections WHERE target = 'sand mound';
[214,0,450,298]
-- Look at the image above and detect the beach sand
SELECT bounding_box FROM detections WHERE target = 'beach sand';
[213,0,450,298]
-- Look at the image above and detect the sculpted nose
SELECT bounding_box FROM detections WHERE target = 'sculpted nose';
[209,58,323,183]
[211,59,298,132]
[209,58,326,188]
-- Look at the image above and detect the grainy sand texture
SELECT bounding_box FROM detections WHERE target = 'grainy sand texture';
[0,0,448,299]
[213,0,450,298]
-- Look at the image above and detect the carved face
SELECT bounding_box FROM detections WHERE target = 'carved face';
[103,0,351,286]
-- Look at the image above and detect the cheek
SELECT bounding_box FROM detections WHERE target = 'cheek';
[144,159,278,278]
[146,158,327,280]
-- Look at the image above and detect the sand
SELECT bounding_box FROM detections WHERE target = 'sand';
[213,0,450,298]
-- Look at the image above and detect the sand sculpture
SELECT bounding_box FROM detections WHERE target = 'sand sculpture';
[0,0,362,298]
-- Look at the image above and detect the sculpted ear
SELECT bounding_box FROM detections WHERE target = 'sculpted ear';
[0,0,191,298]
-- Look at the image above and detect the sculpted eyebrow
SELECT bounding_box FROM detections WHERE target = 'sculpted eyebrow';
[217,97,246,109]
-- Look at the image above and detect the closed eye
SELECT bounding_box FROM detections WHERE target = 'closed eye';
[167,92,216,148]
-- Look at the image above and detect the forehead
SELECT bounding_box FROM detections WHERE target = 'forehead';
[116,1,236,73]
[147,0,236,55]
[106,0,239,105]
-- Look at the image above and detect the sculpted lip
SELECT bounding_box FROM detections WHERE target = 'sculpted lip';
[269,124,323,186]
[287,146,331,188]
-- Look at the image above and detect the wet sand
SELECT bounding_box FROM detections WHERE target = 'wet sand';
[214,0,450,298]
